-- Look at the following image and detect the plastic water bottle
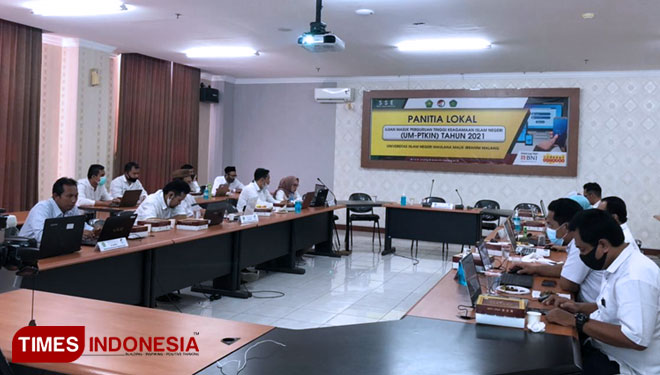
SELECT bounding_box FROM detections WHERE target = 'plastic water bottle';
[400,193,407,206]
[513,209,521,233]
[203,183,210,200]
[457,261,467,286]
[294,200,302,214]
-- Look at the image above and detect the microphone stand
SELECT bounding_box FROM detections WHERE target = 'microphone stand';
[455,189,465,210]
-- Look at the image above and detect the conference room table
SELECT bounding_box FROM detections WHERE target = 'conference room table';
[22,205,343,307]
[0,289,273,375]
[382,203,483,256]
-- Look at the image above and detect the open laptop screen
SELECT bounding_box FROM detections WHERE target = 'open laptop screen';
[460,253,481,307]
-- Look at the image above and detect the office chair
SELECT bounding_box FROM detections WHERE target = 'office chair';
[474,199,501,232]
[347,193,381,250]
[412,197,448,259]
[513,202,542,215]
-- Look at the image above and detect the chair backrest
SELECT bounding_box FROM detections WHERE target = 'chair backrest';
[474,199,500,222]
[422,196,445,205]
[513,202,542,214]
[349,192,373,213]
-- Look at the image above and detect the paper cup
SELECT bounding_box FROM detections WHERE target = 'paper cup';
[527,311,542,326]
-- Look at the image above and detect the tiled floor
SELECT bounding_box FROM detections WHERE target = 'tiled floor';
[157,231,461,328]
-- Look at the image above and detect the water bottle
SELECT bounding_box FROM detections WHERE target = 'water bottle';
[513,209,521,233]
[203,183,210,200]
[400,193,407,206]
[294,200,302,214]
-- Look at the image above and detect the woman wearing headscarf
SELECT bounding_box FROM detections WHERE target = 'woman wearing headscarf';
[274,176,302,203]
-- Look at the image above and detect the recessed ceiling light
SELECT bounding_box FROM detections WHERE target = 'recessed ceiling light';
[185,46,258,58]
[413,22,426,26]
[581,12,595,19]
[355,9,374,16]
[277,27,292,32]
[396,38,491,52]
[24,0,131,16]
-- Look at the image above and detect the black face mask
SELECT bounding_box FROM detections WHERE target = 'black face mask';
[580,246,607,270]
[126,176,137,183]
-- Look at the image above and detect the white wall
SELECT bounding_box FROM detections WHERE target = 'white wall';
[230,82,337,195]
[332,72,660,248]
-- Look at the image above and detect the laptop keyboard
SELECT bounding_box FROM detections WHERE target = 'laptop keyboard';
[499,273,534,289]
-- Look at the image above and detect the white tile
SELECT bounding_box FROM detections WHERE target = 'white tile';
[272,318,320,330]
[284,308,337,324]
[231,313,278,326]
[325,314,380,326]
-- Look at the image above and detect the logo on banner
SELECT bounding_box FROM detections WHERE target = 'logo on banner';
[12,326,200,363]
[543,154,566,164]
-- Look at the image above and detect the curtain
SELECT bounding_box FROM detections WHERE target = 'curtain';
[115,54,199,193]
[0,18,41,212]
[169,63,200,174]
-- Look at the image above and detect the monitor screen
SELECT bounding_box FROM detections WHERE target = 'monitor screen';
[477,242,492,271]
[460,253,481,307]
[504,219,517,248]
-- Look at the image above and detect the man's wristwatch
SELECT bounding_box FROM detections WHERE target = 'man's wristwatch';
[575,312,590,335]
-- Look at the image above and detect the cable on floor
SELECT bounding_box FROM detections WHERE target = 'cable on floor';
[216,339,287,375]
[393,252,420,265]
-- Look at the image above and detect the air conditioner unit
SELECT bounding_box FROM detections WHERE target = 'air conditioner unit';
[314,88,355,103]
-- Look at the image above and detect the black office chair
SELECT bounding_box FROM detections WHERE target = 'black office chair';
[474,199,500,232]
[513,203,542,215]
[412,197,447,258]
[347,193,381,250]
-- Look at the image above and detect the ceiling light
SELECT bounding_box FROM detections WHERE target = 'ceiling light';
[24,0,131,16]
[396,38,491,52]
[185,46,258,58]
[581,12,595,19]
[355,9,374,16]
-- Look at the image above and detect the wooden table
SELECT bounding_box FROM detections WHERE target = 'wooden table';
[25,206,344,306]
[382,203,483,256]
[0,290,272,375]
[195,195,237,207]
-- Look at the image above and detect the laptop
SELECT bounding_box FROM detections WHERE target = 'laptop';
[81,213,137,247]
[311,188,329,207]
[460,252,482,307]
[215,184,230,197]
[301,192,315,209]
[505,219,550,257]
[476,241,493,272]
[540,199,547,217]
[39,215,86,259]
[111,189,141,207]
[204,203,226,226]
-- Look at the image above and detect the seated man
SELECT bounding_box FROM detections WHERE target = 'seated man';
[514,198,603,303]
[583,182,602,208]
[135,180,190,221]
[180,164,200,194]
[77,164,119,207]
[236,168,284,212]
[546,209,660,375]
[110,161,148,203]
[597,196,640,252]
[172,169,202,217]
[212,166,244,196]
[19,177,91,242]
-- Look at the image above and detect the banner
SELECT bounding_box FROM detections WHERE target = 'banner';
[362,89,579,176]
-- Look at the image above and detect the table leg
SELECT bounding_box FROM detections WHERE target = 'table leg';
[344,207,350,251]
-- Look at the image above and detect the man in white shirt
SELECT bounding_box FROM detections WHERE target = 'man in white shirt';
[110,161,148,203]
[236,168,284,212]
[77,164,119,207]
[513,198,602,302]
[546,209,660,375]
[135,180,190,221]
[583,182,602,208]
[180,164,201,194]
[19,178,90,242]
[597,196,641,252]
[172,169,202,217]
[212,166,244,196]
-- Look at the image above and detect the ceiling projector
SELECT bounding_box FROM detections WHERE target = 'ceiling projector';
[297,0,345,52]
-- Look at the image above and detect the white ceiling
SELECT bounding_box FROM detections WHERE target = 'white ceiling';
[1,0,659,78]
